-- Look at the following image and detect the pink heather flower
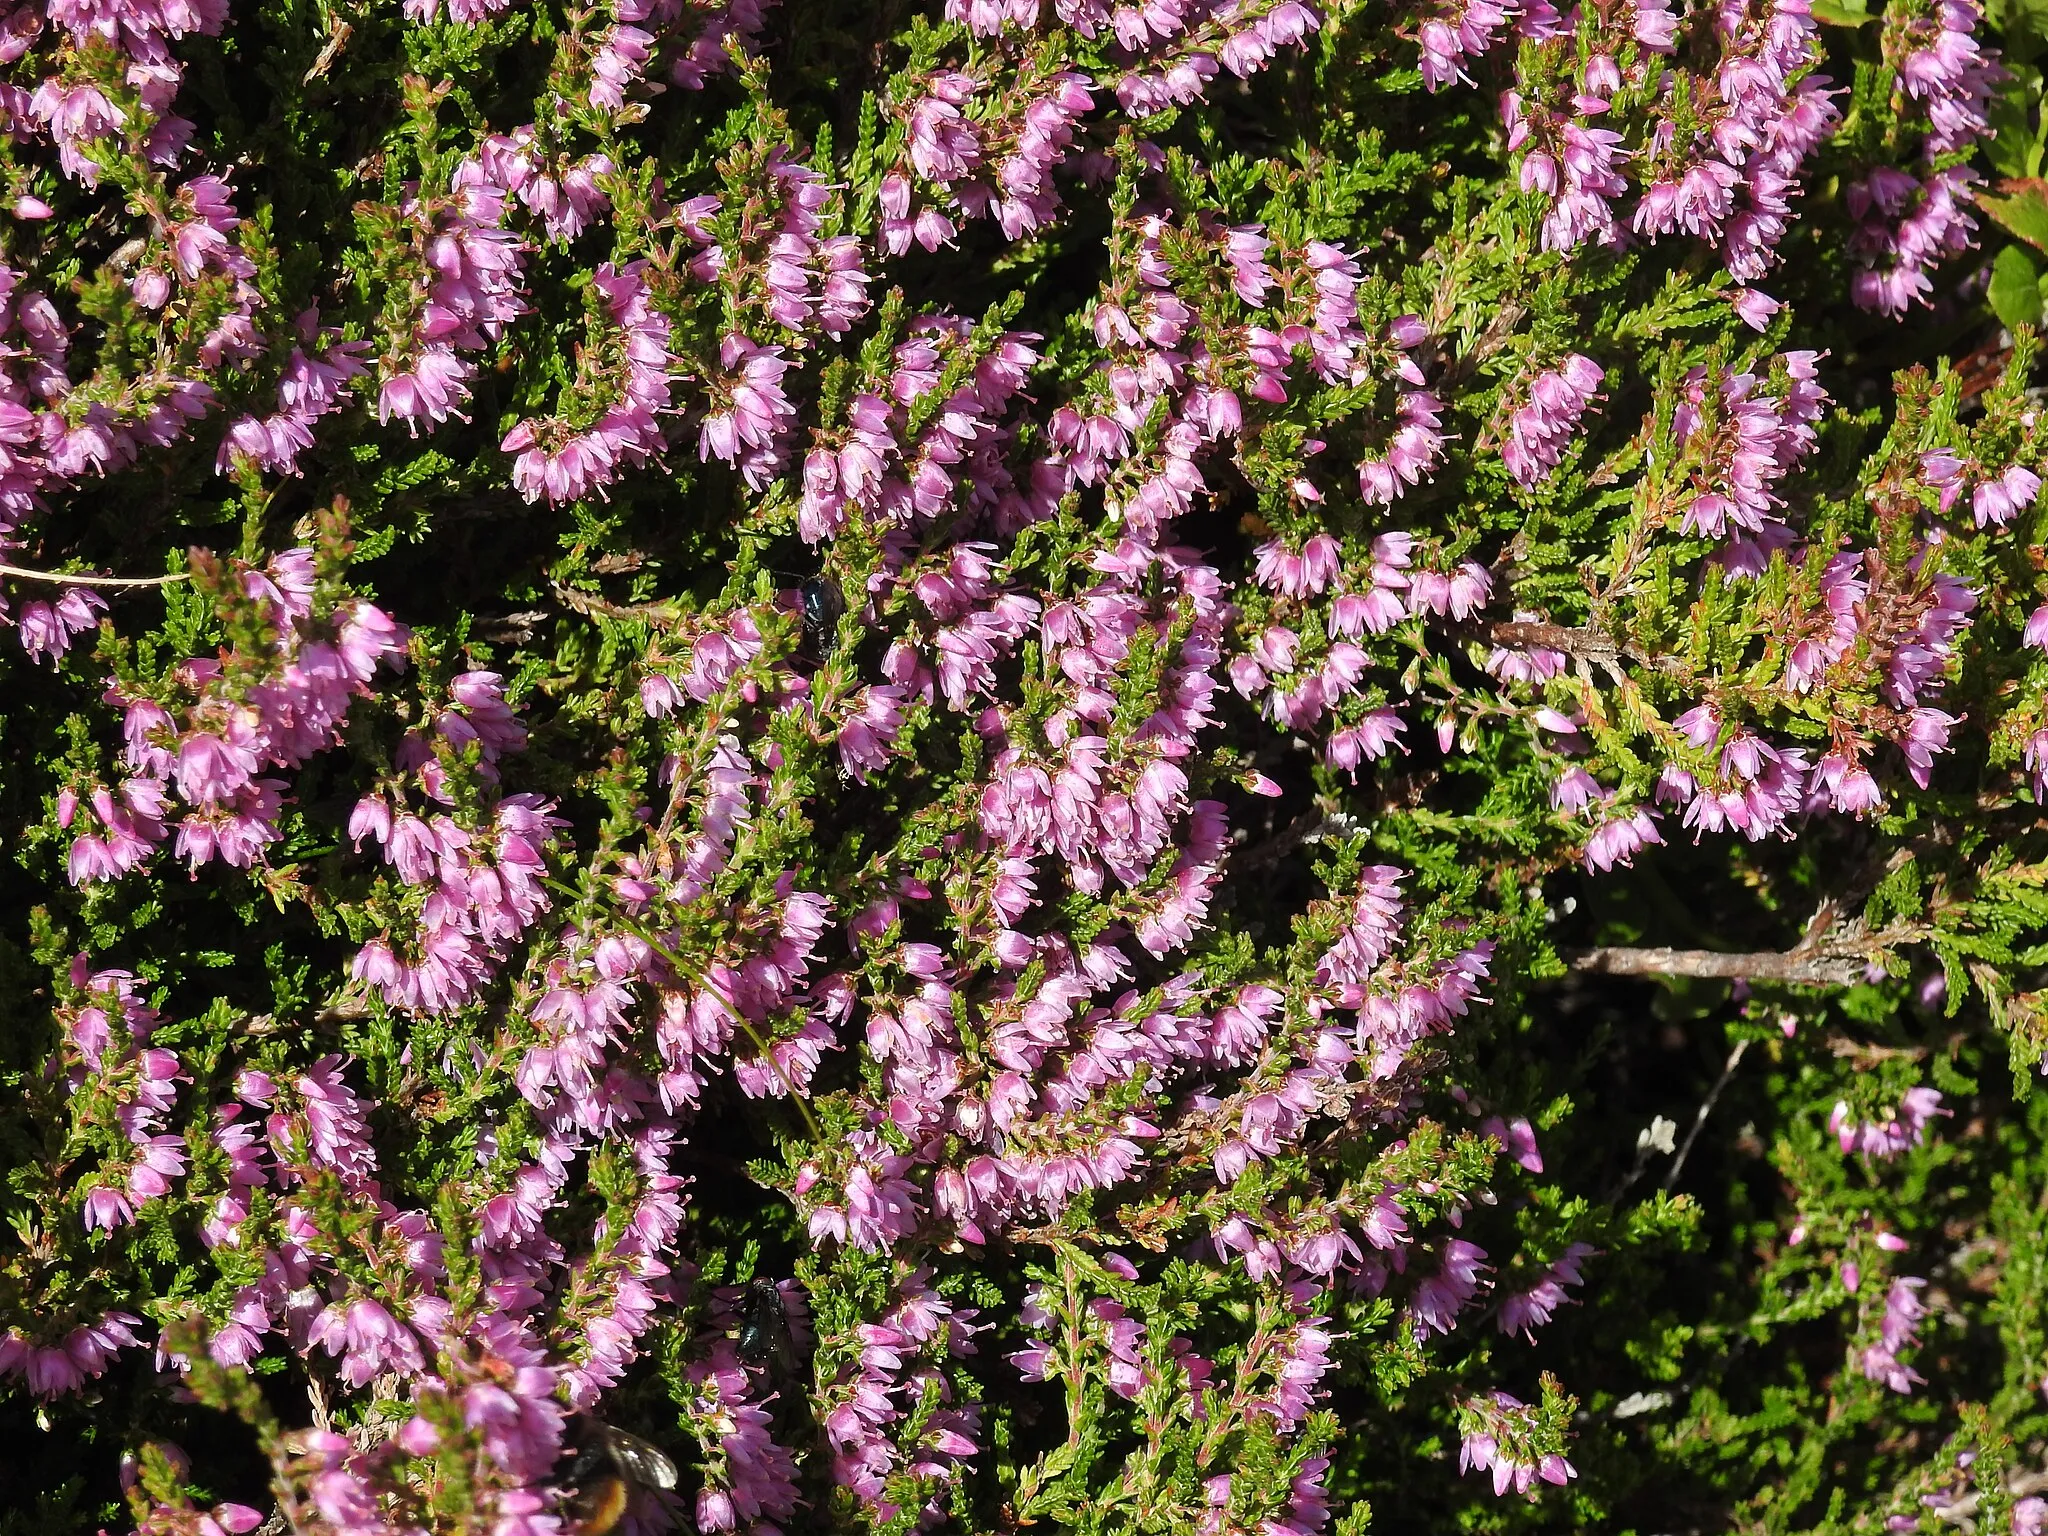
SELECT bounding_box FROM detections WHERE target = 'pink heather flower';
[13,1313,142,1398]
[378,346,472,431]
[1849,166,1980,317]
[1253,534,1342,597]
[1503,355,1601,487]
[1732,288,1783,330]
[838,686,909,780]
[1412,1239,1489,1337]
[1480,1115,1543,1172]
[1584,807,1663,871]
[502,262,671,504]
[1498,1243,1596,1341]
[700,336,795,484]
[1418,0,1513,89]
[1358,388,1447,503]
[309,1297,425,1388]
[1829,1087,1949,1159]
[1317,865,1406,988]
[1327,710,1408,775]
[17,587,106,662]
[1458,1389,1578,1498]
[1972,464,2040,528]
[1859,1277,1928,1393]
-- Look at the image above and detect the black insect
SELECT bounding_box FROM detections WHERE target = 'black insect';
[558,1417,679,1536]
[799,575,845,659]
[736,1276,798,1376]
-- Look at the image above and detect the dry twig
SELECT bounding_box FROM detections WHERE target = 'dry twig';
[549,578,682,627]
[0,562,186,589]
[1484,618,1690,678]
[1569,902,1923,989]
[1664,1038,1750,1190]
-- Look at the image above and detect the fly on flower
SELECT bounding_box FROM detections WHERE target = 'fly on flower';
[737,1276,800,1378]
[799,575,845,660]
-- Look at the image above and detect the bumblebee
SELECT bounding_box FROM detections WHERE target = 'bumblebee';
[736,1276,799,1377]
[559,1417,679,1536]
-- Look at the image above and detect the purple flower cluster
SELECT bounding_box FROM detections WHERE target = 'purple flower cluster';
[681,1325,800,1533]
[589,0,773,104]
[1669,352,1827,570]
[66,548,406,882]
[1830,1088,1948,1160]
[1502,355,1602,487]
[1499,1242,1597,1341]
[216,311,368,478]
[1457,1389,1577,1498]
[11,0,2031,1525]
[1493,0,1840,291]
[372,154,525,432]
[1849,0,2004,312]
[0,0,260,655]
[348,777,562,1018]
[1489,354,2029,875]
[1848,164,1980,317]
[1859,1275,1929,1394]
[818,1272,981,1524]
[895,1,1318,241]
[1425,0,2003,314]
[0,962,170,1394]
[502,262,674,505]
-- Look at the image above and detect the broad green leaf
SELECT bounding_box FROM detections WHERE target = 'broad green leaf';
[1990,242,2044,328]
[1980,185,2048,250]
[1984,93,2040,179]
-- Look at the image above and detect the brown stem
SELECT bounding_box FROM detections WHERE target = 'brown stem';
[476,607,553,642]
[1568,906,1924,989]
[1484,619,1683,678]
[0,562,186,589]
[1663,1038,1749,1191]
[1569,945,1869,986]
[549,577,682,627]
[302,19,352,83]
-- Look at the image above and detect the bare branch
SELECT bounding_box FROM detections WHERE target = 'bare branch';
[1664,1038,1750,1190]
[1570,945,1868,986]
[315,994,374,1024]
[0,561,186,589]
[1568,906,1925,989]
[475,608,553,643]
[549,578,682,627]
[1826,1035,1929,1064]
[1484,619,1683,679]
[302,19,352,83]
[1485,620,1625,658]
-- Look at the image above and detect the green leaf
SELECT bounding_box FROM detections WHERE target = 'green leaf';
[1984,84,2043,177]
[1809,0,1875,23]
[1991,0,2048,62]
[1991,243,2045,328]
[1979,186,2048,251]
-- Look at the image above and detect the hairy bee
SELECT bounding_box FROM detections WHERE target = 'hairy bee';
[560,1417,679,1536]
[736,1276,798,1376]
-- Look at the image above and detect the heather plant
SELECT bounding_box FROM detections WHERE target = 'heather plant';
[6,0,2048,1532]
